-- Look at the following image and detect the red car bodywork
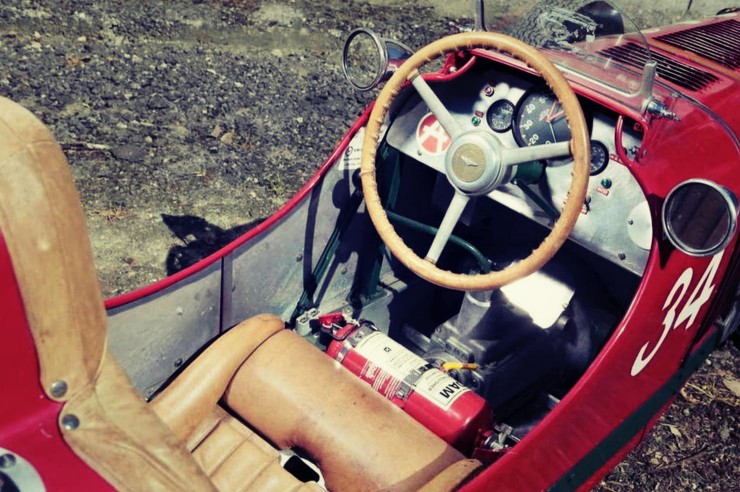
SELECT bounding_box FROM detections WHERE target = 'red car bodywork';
[1,11,738,492]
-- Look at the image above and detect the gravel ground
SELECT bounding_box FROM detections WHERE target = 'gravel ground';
[1,0,737,490]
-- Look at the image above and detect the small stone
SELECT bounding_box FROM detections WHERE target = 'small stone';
[77,35,87,43]
[722,377,740,398]
[147,94,170,110]
[719,426,731,441]
[33,31,41,40]
[210,124,223,139]
[667,424,682,438]
[220,132,234,145]
[111,145,147,162]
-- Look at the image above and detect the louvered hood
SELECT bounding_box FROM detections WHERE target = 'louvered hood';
[655,18,740,72]
[597,43,720,92]
[595,14,739,95]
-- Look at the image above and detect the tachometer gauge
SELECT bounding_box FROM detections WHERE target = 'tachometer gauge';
[486,99,515,133]
[513,86,573,148]
[589,140,608,175]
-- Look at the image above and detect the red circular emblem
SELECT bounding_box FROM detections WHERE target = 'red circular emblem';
[416,113,451,155]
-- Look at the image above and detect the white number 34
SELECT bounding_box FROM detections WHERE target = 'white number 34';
[631,251,724,376]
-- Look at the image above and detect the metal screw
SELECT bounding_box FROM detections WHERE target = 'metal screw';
[627,219,634,225]
[0,453,16,469]
[340,265,348,275]
[50,380,68,398]
[174,358,183,368]
[61,414,80,431]
[295,253,303,262]
[618,252,626,260]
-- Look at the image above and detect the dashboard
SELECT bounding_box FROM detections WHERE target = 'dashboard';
[386,62,651,276]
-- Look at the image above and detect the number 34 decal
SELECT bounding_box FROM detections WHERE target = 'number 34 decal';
[631,251,724,376]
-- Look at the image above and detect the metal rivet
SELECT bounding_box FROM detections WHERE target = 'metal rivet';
[295,253,303,262]
[174,358,183,368]
[0,453,16,469]
[61,414,80,431]
[50,380,68,398]
[618,252,626,260]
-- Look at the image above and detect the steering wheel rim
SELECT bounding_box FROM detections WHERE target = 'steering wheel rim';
[360,32,590,291]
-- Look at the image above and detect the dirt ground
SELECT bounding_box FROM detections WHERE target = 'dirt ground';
[1,0,737,490]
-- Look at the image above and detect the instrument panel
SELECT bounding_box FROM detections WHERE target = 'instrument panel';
[386,64,650,275]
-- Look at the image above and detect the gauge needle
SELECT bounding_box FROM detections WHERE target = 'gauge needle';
[544,102,565,123]
[541,102,558,141]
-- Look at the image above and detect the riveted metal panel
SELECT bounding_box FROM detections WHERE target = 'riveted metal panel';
[107,262,222,398]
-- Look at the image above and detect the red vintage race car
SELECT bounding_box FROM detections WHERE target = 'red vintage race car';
[1,1,738,490]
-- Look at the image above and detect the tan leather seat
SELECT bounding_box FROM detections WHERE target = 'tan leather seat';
[0,95,480,491]
[0,95,311,491]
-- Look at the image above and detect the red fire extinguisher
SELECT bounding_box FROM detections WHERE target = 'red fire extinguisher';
[323,315,491,452]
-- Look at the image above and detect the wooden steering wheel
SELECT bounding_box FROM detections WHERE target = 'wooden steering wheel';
[360,32,590,291]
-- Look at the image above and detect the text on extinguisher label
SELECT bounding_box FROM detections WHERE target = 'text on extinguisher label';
[414,369,470,411]
[354,331,470,410]
[354,331,428,380]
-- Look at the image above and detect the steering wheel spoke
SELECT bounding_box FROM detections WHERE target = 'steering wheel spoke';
[411,72,465,140]
[501,141,571,167]
[425,192,470,264]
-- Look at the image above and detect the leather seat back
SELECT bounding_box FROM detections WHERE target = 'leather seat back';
[0,96,216,491]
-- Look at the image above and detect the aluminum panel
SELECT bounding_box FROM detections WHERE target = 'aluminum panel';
[107,262,222,398]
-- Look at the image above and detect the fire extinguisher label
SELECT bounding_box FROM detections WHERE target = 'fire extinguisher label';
[353,331,470,411]
[414,370,470,410]
[354,331,428,380]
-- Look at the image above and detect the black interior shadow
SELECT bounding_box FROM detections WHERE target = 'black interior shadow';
[162,213,264,275]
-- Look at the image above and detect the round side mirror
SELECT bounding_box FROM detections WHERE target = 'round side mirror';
[342,29,386,91]
[342,29,412,91]
[663,179,738,256]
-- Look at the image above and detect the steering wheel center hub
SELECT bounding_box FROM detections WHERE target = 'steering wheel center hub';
[446,132,506,195]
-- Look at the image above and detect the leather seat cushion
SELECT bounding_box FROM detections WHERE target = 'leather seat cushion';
[186,406,321,492]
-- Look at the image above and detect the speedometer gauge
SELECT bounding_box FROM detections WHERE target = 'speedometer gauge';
[589,141,608,175]
[486,99,515,133]
[513,86,574,148]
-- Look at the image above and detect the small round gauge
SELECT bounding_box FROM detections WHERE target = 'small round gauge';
[513,86,573,148]
[589,140,608,175]
[486,99,515,133]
